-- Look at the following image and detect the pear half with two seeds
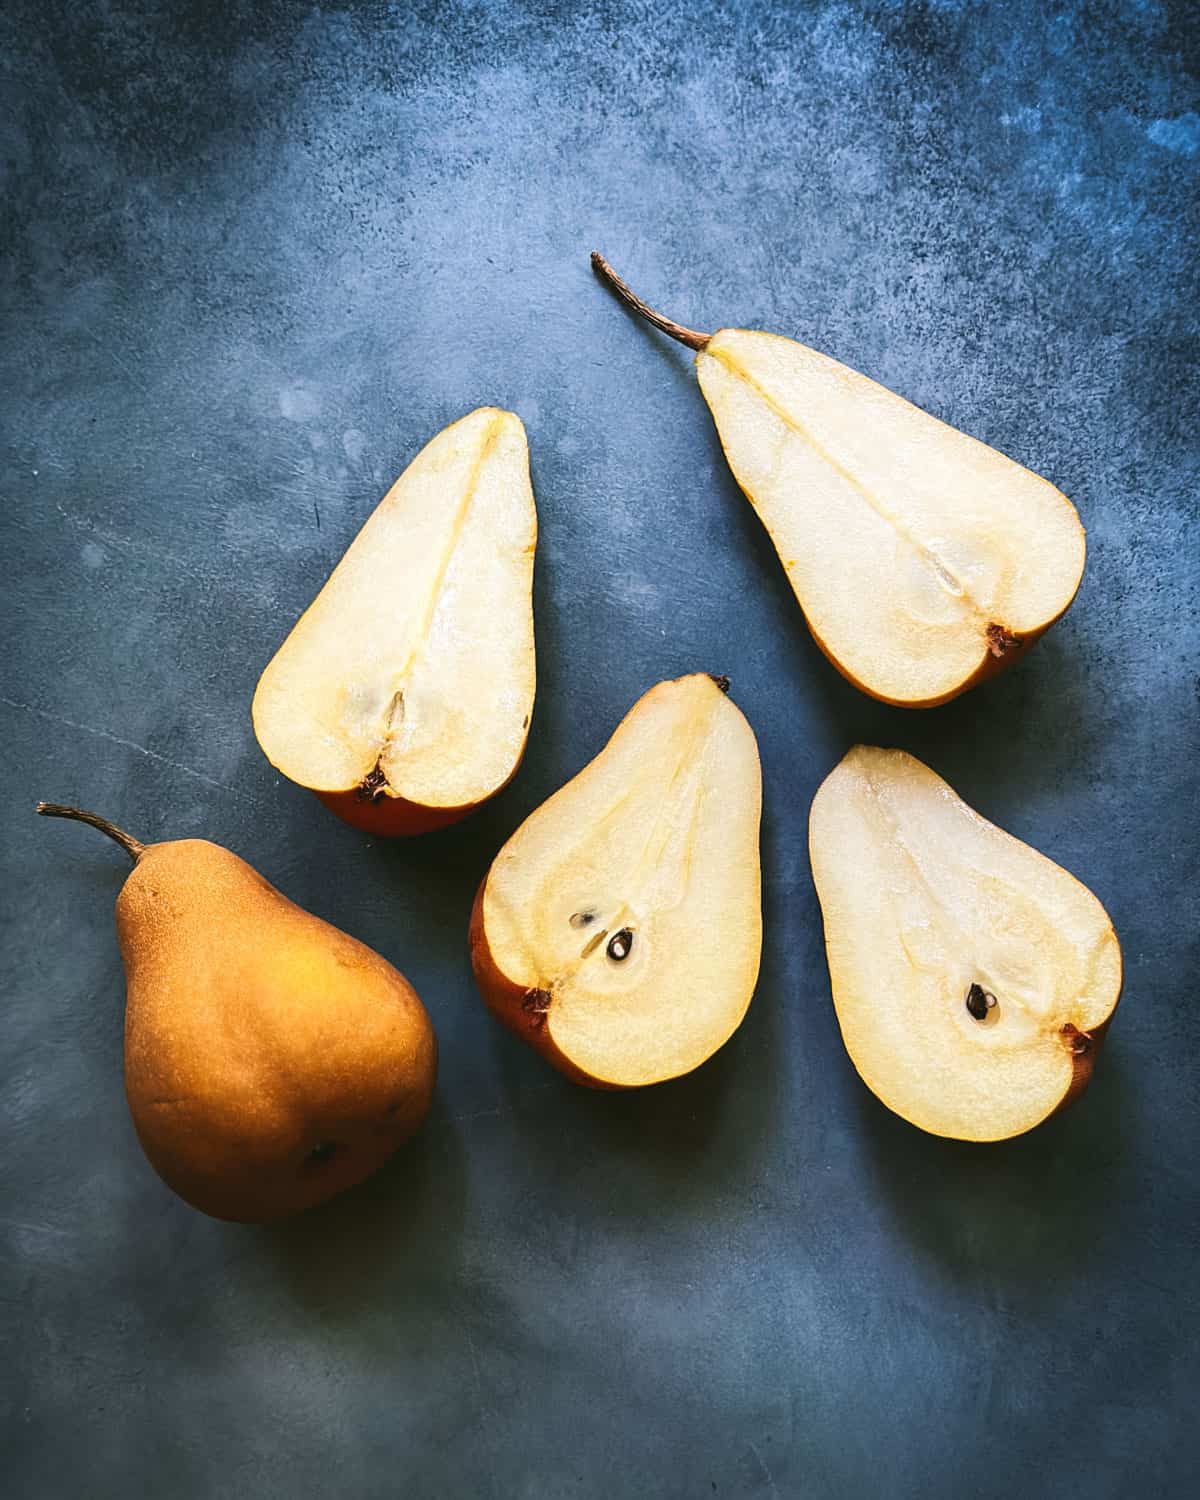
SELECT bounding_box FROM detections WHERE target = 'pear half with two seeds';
[37,803,436,1220]
[592,253,1085,708]
[808,748,1122,1141]
[254,407,536,835]
[471,674,762,1087]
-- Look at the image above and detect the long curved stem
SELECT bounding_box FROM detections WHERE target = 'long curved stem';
[590,252,712,351]
[36,803,145,862]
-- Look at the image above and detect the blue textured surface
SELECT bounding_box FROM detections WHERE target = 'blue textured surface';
[2,3,1197,1496]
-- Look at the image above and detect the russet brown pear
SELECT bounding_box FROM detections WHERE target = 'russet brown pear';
[592,252,1085,708]
[37,803,436,1220]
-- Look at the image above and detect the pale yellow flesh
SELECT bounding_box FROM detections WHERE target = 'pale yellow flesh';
[483,675,762,1086]
[809,747,1120,1141]
[697,331,1085,703]
[253,407,536,807]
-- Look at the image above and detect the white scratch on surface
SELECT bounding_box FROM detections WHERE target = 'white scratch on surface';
[463,1324,499,1500]
[450,1082,560,1126]
[1,695,237,796]
[747,1440,780,1498]
[52,502,272,608]
[452,1105,506,1124]
[0,1218,74,1239]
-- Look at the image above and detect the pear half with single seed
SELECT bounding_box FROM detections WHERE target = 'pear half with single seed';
[592,252,1085,708]
[809,747,1122,1141]
[254,407,537,835]
[471,674,762,1087]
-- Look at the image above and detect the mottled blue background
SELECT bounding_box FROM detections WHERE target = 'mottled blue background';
[2,2,1197,1496]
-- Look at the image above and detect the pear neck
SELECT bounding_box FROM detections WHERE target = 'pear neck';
[36,803,146,862]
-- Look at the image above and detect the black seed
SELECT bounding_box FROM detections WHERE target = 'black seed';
[306,1141,340,1167]
[965,983,997,1021]
[607,928,634,962]
[569,911,595,929]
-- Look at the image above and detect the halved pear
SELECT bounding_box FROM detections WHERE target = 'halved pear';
[809,747,1122,1141]
[253,407,537,835]
[592,253,1085,707]
[470,674,762,1087]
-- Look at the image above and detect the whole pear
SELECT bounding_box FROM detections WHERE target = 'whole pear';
[38,803,436,1221]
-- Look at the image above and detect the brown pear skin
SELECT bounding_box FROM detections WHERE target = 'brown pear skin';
[1055,1016,1117,1118]
[316,763,523,838]
[316,787,473,838]
[37,803,436,1221]
[803,617,1041,710]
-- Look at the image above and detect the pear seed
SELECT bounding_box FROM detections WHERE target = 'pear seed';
[965,983,997,1021]
[569,911,596,929]
[607,928,634,962]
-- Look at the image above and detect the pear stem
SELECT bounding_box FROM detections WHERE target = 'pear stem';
[590,252,712,351]
[36,802,145,862]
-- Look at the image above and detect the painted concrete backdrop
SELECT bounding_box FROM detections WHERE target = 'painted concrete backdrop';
[2,2,1197,1496]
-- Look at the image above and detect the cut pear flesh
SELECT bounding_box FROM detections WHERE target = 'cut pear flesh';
[698,332,1084,704]
[809,747,1121,1141]
[592,254,1085,707]
[253,406,536,820]
[472,674,762,1087]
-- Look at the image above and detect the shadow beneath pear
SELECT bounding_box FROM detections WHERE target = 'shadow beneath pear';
[852,1034,1137,1295]
[889,629,1116,801]
[500,1026,775,1227]
[748,589,1124,993]
[257,1091,469,1329]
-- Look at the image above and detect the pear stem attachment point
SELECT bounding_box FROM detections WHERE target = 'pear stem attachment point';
[36,802,145,862]
[590,252,712,351]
